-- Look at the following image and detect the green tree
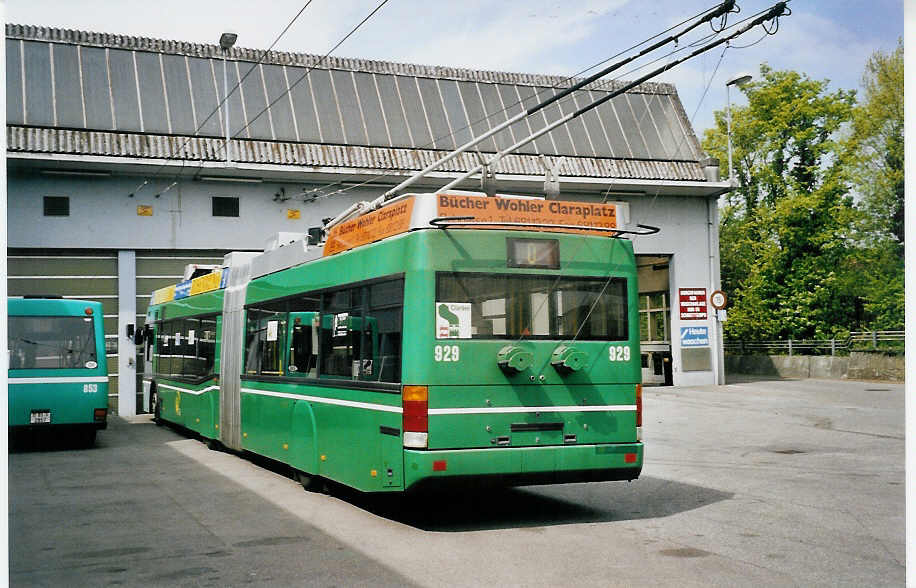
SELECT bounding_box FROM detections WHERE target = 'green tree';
[850,39,904,250]
[848,40,904,330]
[703,65,858,340]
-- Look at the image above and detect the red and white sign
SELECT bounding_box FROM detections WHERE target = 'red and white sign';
[679,288,708,320]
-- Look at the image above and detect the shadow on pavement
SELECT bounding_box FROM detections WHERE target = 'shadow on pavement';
[331,475,733,532]
[9,416,419,587]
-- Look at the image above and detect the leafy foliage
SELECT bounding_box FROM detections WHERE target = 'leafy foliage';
[847,41,905,330]
[702,57,902,340]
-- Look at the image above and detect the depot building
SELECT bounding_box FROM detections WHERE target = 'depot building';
[6,24,730,414]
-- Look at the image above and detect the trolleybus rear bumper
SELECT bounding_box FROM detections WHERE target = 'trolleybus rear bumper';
[404,442,642,491]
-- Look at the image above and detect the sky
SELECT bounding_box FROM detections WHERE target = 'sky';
[5,0,904,138]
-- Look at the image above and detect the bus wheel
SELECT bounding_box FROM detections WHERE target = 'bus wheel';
[206,438,224,452]
[296,471,324,493]
[152,392,163,426]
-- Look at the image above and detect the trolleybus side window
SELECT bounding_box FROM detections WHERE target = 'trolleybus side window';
[320,288,362,379]
[155,317,218,380]
[317,280,404,383]
[8,315,97,370]
[241,277,404,384]
[367,280,403,383]
[197,317,217,375]
[286,295,321,378]
[155,329,171,376]
[437,273,628,341]
[245,309,287,376]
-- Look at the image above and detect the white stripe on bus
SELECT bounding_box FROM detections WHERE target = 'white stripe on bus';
[428,405,637,415]
[156,383,219,396]
[154,383,635,416]
[9,376,109,384]
[241,387,403,414]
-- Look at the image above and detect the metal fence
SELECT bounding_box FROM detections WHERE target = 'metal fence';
[724,331,905,356]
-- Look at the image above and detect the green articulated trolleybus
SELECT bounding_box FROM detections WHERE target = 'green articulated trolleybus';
[141,0,791,493]
[8,296,109,446]
[145,190,654,493]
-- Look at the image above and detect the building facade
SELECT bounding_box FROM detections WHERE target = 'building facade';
[6,24,729,414]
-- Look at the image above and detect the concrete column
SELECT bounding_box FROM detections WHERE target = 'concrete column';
[707,195,725,385]
[118,250,137,416]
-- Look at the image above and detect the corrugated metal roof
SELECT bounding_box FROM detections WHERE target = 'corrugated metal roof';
[6,23,708,181]
[5,24,676,94]
[7,125,707,181]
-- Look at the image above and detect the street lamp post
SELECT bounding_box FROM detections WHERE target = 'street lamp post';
[219,32,238,166]
[725,74,752,186]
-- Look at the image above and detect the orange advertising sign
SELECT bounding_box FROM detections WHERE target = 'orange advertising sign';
[435,193,617,234]
[323,197,415,256]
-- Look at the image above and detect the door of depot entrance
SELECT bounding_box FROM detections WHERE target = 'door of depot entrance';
[640,343,672,386]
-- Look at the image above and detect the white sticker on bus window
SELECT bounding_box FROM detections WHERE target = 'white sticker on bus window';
[435,302,471,339]
[162,335,169,347]
[188,329,196,345]
[175,332,181,345]
[266,320,279,342]
[334,313,349,337]
[85,361,98,370]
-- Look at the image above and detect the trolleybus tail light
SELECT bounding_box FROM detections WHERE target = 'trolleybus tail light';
[402,385,428,449]
[625,453,637,463]
[94,408,107,422]
[635,384,643,441]
[432,460,447,471]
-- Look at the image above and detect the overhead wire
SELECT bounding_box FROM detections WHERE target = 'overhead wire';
[167,0,392,192]
[143,1,780,215]
[131,0,316,197]
[210,1,732,203]
[312,1,781,205]
[146,0,391,198]
[230,0,392,145]
[524,2,785,355]
[512,30,711,351]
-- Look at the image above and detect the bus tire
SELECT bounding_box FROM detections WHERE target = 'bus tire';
[206,438,224,451]
[297,471,324,493]
[151,386,163,426]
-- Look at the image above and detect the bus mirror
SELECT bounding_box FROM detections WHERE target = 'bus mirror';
[126,323,135,339]
[132,325,145,345]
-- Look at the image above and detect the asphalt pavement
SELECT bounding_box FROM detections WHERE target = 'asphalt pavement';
[9,377,905,587]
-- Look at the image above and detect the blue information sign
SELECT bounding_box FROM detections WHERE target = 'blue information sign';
[174,280,192,300]
[680,326,709,347]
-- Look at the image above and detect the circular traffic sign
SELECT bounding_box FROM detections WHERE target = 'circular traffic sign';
[710,289,728,310]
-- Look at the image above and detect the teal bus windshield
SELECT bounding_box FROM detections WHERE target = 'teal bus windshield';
[9,315,98,370]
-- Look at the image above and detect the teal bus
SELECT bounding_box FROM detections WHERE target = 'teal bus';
[145,191,645,492]
[8,297,109,446]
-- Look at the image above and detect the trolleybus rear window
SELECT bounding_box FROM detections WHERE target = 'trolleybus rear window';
[9,316,98,369]
[437,273,628,341]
